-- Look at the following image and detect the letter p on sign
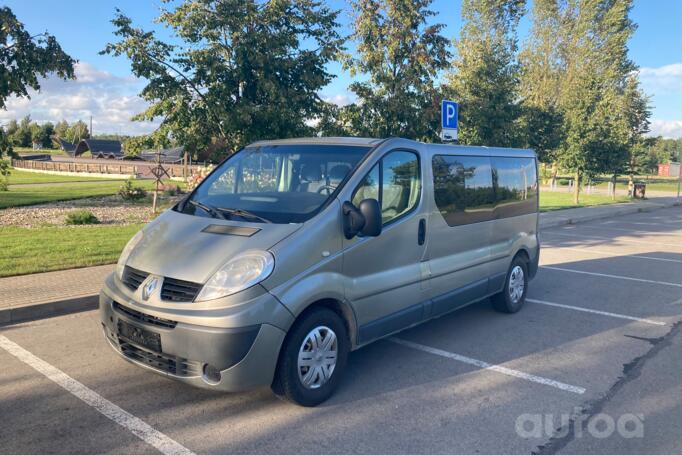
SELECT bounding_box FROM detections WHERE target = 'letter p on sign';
[441,100,458,141]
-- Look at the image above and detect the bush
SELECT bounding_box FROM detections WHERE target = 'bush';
[65,210,100,225]
[118,179,147,201]
[557,178,570,186]
[0,162,9,191]
[161,183,182,197]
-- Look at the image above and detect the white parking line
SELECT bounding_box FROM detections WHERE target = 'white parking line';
[0,335,195,455]
[527,298,666,326]
[579,225,682,236]
[545,231,682,248]
[542,266,682,287]
[544,246,682,264]
[387,337,586,395]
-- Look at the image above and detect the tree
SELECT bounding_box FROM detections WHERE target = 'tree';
[341,0,450,140]
[54,120,69,140]
[620,74,651,190]
[518,0,563,179]
[13,115,32,147]
[65,120,89,143]
[556,0,641,203]
[102,1,343,161]
[0,6,75,160]
[446,0,526,147]
[32,122,54,149]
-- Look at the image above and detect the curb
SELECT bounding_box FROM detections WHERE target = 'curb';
[0,294,98,326]
[539,200,681,229]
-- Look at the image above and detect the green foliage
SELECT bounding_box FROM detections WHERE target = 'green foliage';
[0,6,75,156]
[518,0,563,163]
[65,210,100,225]
[102,0,344,160]
[118,179,147,201]
[446,0,526,147]
[339,0,450,140]
[0,160,9,191]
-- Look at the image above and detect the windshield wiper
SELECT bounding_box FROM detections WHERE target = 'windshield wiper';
[188,200,226,220]
[216,207,272,223]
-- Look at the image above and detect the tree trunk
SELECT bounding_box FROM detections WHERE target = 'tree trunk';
[611,174,617,200]
[573,171,580,205]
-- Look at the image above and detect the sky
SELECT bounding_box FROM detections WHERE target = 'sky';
[2,0,682,138]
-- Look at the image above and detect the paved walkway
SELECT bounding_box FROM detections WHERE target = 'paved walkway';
[0,196,679,323]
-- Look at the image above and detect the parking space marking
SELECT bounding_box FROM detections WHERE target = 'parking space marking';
[544,231,682,248]
[578,224,682,236]
[542,266,682,287]
[527,298,666,326]
[543,246,682,264]
[387,337,586,394]
[0,335,195,455]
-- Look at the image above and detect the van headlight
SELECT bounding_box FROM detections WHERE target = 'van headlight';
[116,230,143,280]
[196,250,275,302]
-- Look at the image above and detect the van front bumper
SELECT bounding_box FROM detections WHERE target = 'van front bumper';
[99,275,290,392]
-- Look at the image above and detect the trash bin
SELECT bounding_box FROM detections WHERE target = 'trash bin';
[633,182,646,199]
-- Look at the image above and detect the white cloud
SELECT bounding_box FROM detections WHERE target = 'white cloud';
[649,119,682,139]
[0,62,158,136]
[639,63,682,93]
[322,92,355,107]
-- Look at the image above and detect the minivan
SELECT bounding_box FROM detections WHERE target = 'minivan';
[99,137,539,406]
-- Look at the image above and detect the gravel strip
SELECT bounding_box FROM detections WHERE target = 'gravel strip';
[0,195,182,227]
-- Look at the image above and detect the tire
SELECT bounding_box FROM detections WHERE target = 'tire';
[272,307,349,407]
[492,256,528,313]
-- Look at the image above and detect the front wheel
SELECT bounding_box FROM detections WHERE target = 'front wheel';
[272,307,349,406]
[492,256,528,313]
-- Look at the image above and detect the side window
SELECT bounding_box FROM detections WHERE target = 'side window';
[352,163,379,207]
[432,155,495,226]
[491,157,538,218]
[352,150,421,225]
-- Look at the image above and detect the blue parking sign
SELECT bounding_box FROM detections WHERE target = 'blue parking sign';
[441,100,458,141]
[441,100,458,129]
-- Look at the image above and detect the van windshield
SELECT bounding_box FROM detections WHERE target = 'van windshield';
[181,144,371,224]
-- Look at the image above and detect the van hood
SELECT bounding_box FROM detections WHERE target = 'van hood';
[126,209,301,284]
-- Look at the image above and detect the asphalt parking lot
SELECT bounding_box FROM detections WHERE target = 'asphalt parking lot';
[1,207,681,455]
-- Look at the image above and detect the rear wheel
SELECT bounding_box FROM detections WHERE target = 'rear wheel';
[492,256,528,313]
[272,307,349,406]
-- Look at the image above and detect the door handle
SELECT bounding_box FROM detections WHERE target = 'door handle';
[418,218,426,245]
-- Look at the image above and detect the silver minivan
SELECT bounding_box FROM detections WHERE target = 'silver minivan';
[100,137,539,406]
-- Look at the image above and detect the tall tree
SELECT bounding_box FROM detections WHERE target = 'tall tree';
[103,0,343,161]
[446,0,525,147]
[556,0,640,203]
[65,120,89,143]
[341,0,450,140]
[0,7,75,160]
[518,0,563,178]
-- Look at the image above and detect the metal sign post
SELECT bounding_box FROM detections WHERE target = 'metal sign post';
[440,100,459,142]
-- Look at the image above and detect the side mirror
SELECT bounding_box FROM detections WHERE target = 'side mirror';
[342,199,382,239]
[358,198,382,237]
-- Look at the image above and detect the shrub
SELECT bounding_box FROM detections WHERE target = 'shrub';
[557,178,570,186]
[118,179,147,201]
[0,162,9,191]
[161,183,182,196]
[65,210,100,225]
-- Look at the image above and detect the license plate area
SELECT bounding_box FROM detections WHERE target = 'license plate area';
[117,319,162,352]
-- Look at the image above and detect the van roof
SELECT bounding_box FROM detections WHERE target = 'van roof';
[248,137,535,158]
[249,137,385,147]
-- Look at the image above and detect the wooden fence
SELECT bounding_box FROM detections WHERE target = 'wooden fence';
[11,158,204,179]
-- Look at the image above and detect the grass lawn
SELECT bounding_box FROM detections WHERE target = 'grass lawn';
[0,224,143,277]
[540,191,630,212]
[7,168,117,184]
[0,179,183,209]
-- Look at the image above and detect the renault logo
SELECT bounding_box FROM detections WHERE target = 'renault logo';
[142,276,160,301]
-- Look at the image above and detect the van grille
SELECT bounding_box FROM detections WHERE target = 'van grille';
[161,277,202,302]
[113,302,177,329]
[117,339,201,377]
[122,266,149,291]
